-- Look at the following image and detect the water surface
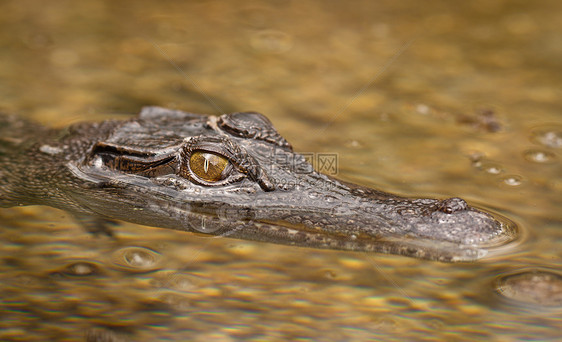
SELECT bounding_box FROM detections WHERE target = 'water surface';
[1,1,561,341]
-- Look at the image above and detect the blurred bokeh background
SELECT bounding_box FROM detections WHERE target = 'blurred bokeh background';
[1,1,560,340]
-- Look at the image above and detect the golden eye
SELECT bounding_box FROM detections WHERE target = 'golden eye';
[189,151,229,182]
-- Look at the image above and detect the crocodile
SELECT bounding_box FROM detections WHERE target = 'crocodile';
[0,107,517,262]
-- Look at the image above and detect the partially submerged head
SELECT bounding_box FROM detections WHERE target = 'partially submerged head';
[66,107,518,262]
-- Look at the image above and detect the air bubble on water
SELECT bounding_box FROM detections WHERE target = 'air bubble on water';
[523,149,556,163]
[531,128,562,149]
[482,163,504,175]
[125,251,152,267]
[502,175,523,186]
[495,269,562,307]
[64,261,99,276]
[111,246,162,272]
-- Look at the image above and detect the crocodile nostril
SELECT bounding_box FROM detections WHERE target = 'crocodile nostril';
[437,197,468,214]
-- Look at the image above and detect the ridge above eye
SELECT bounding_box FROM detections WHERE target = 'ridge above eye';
[217,112,292,150]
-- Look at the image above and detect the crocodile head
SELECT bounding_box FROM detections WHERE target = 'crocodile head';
[66,107,517,262]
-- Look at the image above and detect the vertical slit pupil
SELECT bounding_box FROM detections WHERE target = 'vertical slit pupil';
[189,151,229,182]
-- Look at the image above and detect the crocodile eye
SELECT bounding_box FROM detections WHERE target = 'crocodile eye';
[189,151,229,182]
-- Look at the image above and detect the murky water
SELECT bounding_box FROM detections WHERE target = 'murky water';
[1,1,561,341]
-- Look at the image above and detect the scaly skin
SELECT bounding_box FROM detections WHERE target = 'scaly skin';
[0,107,517,262]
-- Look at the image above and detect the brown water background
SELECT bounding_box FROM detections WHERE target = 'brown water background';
[0,1,561,341]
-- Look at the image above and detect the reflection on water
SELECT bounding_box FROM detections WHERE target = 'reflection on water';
[1,0,561,341]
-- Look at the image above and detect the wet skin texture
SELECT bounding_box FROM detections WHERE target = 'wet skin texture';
[0,107,517,262]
